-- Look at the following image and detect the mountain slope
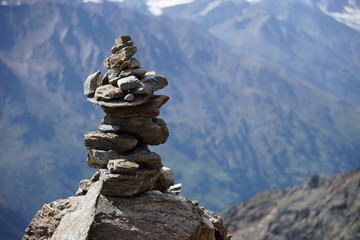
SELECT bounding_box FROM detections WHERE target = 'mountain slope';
[221,168,360,240]
[162,0,360,107]
[0,1,360,239]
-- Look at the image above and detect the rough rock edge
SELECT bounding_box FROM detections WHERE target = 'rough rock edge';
[23,190,231,240]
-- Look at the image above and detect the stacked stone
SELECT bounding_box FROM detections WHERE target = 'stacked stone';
[80,35,176,197]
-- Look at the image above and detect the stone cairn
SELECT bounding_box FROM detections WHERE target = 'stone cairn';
[23,35,231,240]
[80,35,180,197]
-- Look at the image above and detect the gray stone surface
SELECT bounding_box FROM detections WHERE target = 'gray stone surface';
[23,197,82,240]
[153,167,175,192]
[116,75,141,91]
[107,66,121,80]
[104,46,137,69]
[107,159,139,174]
[133,75,168,95]
[94,84,123,100]
[98,124,121,133]
[86,149,121,168]
[99,169,159,197]
[111,40,134,54]
[50,181,103,240]
[101,116,169,145]
[101,95,169,118]
[87,193,231,240]
[128,57,141,68]
[84,131,138,152]
[86,145,163,169]
[24,192,231,240]
[119,67,146,78]
[83,71,103,97]
[87,94,150,108]
[124,93,135,101]
[114,35,131,44]
[79,179,92,192]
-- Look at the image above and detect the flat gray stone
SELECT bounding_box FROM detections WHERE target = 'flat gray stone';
[104,46,137,69]
[94,84,123,101]
[132,75,168,95]
[87,149,121,168]
[101,116,169,145]
[50,181,103,240]
[115,35,131,44]
[101,95,169,118]
[111,40,134,54]
[119,60,129,70]
[87,94,150,108]
[79,179,93,192]
[124,93,135,101]
[86,145,163,169]
[100,169,159,197]
[119,67,146,78]
[128,57,141,68]
[84,71,103,97]
[107,66,121,80]
[116,75,141,91]
[84,131,138,152]
[107,159,139,174]
[153,167,175,192]
[98,124,121,133]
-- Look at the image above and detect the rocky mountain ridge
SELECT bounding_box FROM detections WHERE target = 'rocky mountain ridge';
[221,168,360,240]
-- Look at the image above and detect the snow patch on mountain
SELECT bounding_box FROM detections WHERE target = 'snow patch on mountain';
[83,0,195,16]
[244,0,262,3]
[199,0,223,16]
[147,0,195,15]
[318,0,360,31]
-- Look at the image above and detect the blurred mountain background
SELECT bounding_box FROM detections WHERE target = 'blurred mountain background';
[0,0,359,239]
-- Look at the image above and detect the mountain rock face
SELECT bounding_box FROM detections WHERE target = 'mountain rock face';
[221,168,360,240]
[22,35,231,240]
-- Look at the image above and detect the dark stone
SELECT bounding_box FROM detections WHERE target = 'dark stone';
[99,169,159,197]
[116,75,141,91]
[107,159,139,174]
[132,75,168,95]
[111,40,134,54]
[101,116,169,145]
[101,95,169,118]
[104,46,137,69]
[83,71,103,97]
[84,131,138,152]
[115,35,131,44]
[87,94,150,108]
[86,144,163,169]
[119,67,146,79]
[94,84,123,101]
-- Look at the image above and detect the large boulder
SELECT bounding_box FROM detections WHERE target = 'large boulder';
[23,190,231,240]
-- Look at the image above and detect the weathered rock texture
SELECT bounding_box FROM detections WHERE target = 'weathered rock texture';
[23,35,230,240]
[221,168,360,240]
[24,191,230,240]
[82,35,172,198]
